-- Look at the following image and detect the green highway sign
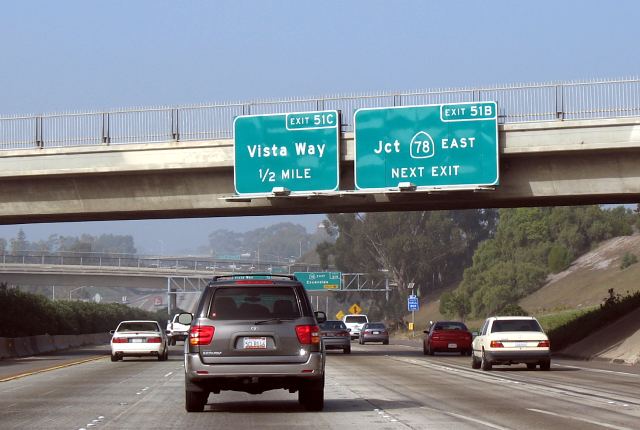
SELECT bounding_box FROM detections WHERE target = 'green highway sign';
[354,102,499,191]
[294,271,342,291]
[234,110,340,195]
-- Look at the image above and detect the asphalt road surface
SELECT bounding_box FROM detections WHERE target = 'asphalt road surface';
[1,342,639,430]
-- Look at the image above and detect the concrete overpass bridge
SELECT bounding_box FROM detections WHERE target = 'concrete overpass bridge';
[1,78,640,224]
[0,253,322,312]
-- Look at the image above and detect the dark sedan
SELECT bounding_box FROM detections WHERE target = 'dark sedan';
[319,320,351,354]
[358,322,389,345]
[423,321,472,355]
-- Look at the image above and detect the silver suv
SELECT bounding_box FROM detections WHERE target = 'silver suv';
[180,274,326,412]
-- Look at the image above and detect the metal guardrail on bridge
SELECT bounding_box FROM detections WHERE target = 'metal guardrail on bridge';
[1,78,639,150]
[0,252,321,275]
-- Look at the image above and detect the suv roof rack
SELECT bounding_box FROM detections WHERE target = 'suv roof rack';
[211,273,298,282]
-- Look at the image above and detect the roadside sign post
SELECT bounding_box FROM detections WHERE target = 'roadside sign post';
[408,284,419,338]
[234,110,340,196]
[354,102,498,191]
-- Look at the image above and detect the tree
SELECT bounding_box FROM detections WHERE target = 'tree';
[10,229,28,255]
[453,205,634,318]
[439,291,471,321]
[317,209,496,320]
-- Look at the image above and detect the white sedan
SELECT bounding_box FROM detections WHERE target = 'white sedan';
[471,316,551,371]
[110,320,169,362]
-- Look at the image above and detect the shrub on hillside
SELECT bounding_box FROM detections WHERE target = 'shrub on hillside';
[547,289,640,351]
[619,252,638,270]
[498,304,529,316]
[548,245,571,273]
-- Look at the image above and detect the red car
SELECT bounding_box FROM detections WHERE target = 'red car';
[423,321,472,356]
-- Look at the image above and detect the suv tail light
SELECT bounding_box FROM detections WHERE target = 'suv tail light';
[489,341,504,348]
[296,325,320,345]
[537,340,550,348]
[112,337,128,343]
[189,325,215,345]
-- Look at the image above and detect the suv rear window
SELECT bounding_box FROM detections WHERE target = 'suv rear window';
[491,319,542,333]
[209,286,302,320]
[345,316,367,324]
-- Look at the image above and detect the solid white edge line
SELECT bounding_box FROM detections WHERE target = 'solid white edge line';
[527,408,633,430]
[553,364,640,378]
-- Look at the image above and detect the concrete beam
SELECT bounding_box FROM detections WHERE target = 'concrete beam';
[1,117,640,224]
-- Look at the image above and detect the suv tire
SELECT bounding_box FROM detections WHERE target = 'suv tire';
[298,379,324,411]
[185,391,208,412]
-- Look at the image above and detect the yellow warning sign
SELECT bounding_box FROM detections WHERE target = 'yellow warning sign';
[348,303,362,314]
[335,310,345,320]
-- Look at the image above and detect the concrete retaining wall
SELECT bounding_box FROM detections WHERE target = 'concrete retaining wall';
[0,333,110,359]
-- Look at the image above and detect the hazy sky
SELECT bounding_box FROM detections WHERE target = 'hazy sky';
[1,0,639,253]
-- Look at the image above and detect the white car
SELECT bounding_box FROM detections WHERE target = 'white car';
[471,316,550,371]
[110,320,169,362]
[342,314,369,340]
[166,313,191,345]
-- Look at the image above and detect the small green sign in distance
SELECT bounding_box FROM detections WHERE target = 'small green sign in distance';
[234,110,340,196]
[294,272,342,291]
[354,102,499,191]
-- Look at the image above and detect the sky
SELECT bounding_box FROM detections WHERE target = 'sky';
[1,0,639,254]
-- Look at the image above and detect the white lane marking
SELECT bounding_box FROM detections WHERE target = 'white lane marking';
[527,408,634,430]
[163,372,173,377]
[553,364,640,378]
[421,406,513,430]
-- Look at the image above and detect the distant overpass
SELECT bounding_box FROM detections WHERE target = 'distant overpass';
[0,252,319,288]
[1,78,640,224]
[0,252,325,312]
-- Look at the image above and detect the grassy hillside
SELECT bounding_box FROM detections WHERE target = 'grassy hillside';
[407,234,640,333]
[519,234,640,314]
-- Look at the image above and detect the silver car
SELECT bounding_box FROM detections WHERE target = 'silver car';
[319,320,351,354]
[182,274,326,412]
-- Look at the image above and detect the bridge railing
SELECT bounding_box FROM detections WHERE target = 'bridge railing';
[1,78,639,151]
[0,252,321,274]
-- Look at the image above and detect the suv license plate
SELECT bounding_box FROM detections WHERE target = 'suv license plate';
[448,343,457,348]
[243,337,267,349]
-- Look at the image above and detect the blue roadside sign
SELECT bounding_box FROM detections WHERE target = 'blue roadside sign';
[408,295,419,312]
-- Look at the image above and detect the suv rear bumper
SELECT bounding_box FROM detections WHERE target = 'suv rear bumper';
[185,351,324,393]
[185,351,324,378]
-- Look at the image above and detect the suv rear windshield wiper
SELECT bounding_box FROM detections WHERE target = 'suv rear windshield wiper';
[254,318,296,325]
